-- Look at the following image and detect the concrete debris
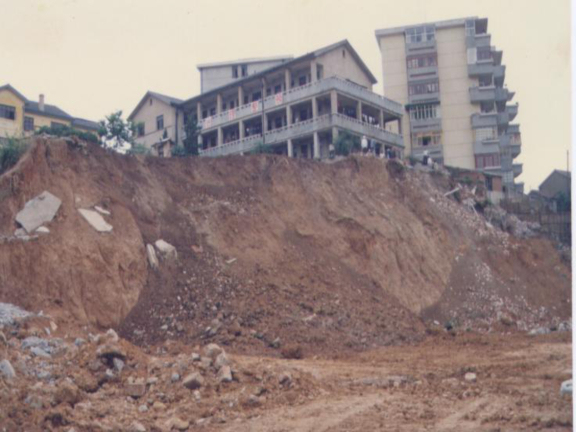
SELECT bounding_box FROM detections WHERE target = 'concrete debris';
[154,239,177,259]
[217,365,233,383]
[146,244,159,270]
[182,372,204,389]
[204,343,223,360]
[14,228,28,237]
[444,187,461,197]
[464,372,477,382]
[560,379,572,396]
[15,191,61,233]
[128,421,147,432]
[0,359,16,380]
[94,205,111,216]
[0,302,31,326]
[36,226,50,234]
[78,208,113,232]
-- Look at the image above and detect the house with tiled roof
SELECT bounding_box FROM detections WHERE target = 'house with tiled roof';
[0,84,100,140]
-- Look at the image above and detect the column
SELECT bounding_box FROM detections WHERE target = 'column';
[330,91,338,114]
[197,102,203,147]
[239,120,245,139]
[332,127,339,145]
[238,86,244,106]
[397,118,403,135]
[217,128,223,146]
[285,69,291,90]
[379,110,384,128]
[312,96,318,119]
[286,105,292,125]
[216,94,222,114]
[311,60,318,82]
[313,132,320,159]
[357,101,362,121]
[287,139,293,157]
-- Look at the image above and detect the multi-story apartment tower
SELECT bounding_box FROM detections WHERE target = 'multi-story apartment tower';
[375,17,523,194]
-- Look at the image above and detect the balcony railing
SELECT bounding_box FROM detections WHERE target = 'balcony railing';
[198,113,403,157]
[199,76,403,132]
[506,104,518,121]
[513,163,523,178]
[469,86,496,103]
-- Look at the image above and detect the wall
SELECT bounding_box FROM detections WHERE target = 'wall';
[25,113,71,135]
[436,26,476,170]
[378,34,410,153]
[318,47,373,90]
[0,89,25,138]
[131,96,179,149]
[201,59,289,93]
[540,173,571,199]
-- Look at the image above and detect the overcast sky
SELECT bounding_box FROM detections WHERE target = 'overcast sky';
[2,0,570,190]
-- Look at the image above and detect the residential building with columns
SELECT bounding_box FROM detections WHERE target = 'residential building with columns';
[129,40,404,159]
[182,40,404,158]
[375,17,523,194]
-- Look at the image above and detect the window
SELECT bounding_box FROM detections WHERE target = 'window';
[475,153,501,169]
[477,46,492,61]
[232,66,239,78]
[24,116,34,131]
[266,88,272,97]
[229,100,235,109]
[409,104,441,121]
[475,127,497,141]
[412,132,441,147]
[156,115,164,131]
[299,109,309,121]
[503,172,513,183]
[298,76,307,86]
[210,107,216,116]
[137,123,145,137]
[342,49,346,58]
[0,104,16,120]
[252,91,261,102]
[149,98,153,105]
[202,110,207,119]
[406,25,435,44]
[244,95,249,105]
[274,117,283,128]
[274,84,282,94]
[241,65,248,77]
[222,102,227,111]
[406,54,437,70]
[408,81,439,96]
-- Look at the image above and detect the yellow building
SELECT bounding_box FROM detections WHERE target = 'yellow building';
[0,84,100,140]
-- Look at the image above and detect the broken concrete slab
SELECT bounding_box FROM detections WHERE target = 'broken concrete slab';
[94,206,111,216]
[154,239,177,259]
[146,244,159,269]
[36,226,50,234]
[15,191,61,233]
[78,209,113,232]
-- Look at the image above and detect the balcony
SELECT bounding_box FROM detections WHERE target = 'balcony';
[471,112,498,128]
[410,116,442,133]
[495,87,514,102]
[473,138,500,155]
[199,76,403,132]
[199,113,403,157]
[468,60,495,77]
[475,34,491,48]
[407,65,438,81]
[470,86,496,103]
[405,38,436,54]
[513,163,523,178]
[493,65,505,82]
[506,104,518,121]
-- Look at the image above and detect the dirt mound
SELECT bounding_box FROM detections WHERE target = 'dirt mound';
[0,138,570,355]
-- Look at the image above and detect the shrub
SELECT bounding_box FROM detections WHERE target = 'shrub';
[170,145,186,157]
[280,344,304,360]
[249,141,274,154]
[127,143,150,156]
[0,137,27,175]
[36,125,99,145]
[334,130,360,156]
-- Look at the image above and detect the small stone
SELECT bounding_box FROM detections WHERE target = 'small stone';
[204,343,223,360]
[278,372,292,386]
[94,206,111,216]
[270,337,281,349]
[36,226,50,234]
[171,373,180,382]
[146,244,159,270]
[0,359,16,379]
[193,390,201,401]
[106,329,119,343]
[138,404,149,413]
[74,338,86,347]
[128,421,147,432]
[199,357,212,370]
[183,372,204,390]
[218,365,233,383]
[113,358,125,373]
[561,379,572,396]
[126,379,146,398]
[78,208,113,232]
[154,239,177,259]
[146,376,159,385]
[31,346,51,358]
[191,353,200,362]
[167,417,189,431]
[153,401,166,410]
[464,372,477,383]
[214,352,229,371]
[160,324,168,331]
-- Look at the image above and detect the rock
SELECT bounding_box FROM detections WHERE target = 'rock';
[214,352,230,371]
[74,338,86,347]
[31,346,51,358]
[138,404,148,413]
[15,191,62,233]
[464,372,477,383]
[183,372,204,390]
[126,378,146,398]
[0,331,7,345]
[199,357,212,370]
[154,239,177,259]
[14,228,27,237]
[96,344,126,362]
[191,353,201,362]
[146,244,159,270]
[128,421,146,432]
[270,337,281,349]
[218,365,233,383]
[167,417,189,431]
[561,379,572,396]
[0,302,31,326]
[528,327,550,336]
[36,226,50,234]
[0,359,16,379]
[54,381,83,406]
[193,390,201,401]
[241,394,261,408]
[146,377,159,385]
[94,206,111,216]
[106,328,119,343]
[278,372,292,386]
[113,358,125,373]
[171,373,180,382]
[78,208,113,232]
[204,343,223,360]
[153,401,166,410]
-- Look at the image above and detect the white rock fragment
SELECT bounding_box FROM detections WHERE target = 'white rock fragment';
[561,379,572,396]
[94,206,111,216]
[36,226,50,234]
[146,244,159,269]
[0,359,16,379]
[78,208,113,232]
[15,191,61,233]
[154,239,177,259]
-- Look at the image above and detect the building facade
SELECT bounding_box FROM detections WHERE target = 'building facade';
[180,40,404,159]
[0,84,100,140]
[375,17,523,194]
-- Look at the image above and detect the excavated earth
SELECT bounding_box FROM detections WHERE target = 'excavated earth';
[0,137,571,430]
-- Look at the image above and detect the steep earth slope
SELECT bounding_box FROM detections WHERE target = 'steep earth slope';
[0,138,570,355]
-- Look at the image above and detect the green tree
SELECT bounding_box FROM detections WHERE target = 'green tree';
[182,114,201,156]
[35,125,99,144]
[334,130,360,156]
[98,110,135,150]
[0,136,27,174]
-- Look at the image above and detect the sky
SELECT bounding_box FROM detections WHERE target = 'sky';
[1,0,571,190]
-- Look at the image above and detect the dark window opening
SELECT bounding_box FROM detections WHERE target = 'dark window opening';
[156,115,164,131]
[0,104,16,120]
[24,116,34,131]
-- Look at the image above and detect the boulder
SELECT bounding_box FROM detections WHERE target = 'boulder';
[204,343,223,360]
[146,244,159,270]
[183,372,204,390]
[214,352,229,371]
[464,372,477,383]
[154,239,177,259]
[36,226,50,234]
[78,208,113,232]
[0,359,16,379]
[218,365,233,383]
[15,191,61,233]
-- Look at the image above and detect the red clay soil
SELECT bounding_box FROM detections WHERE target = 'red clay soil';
[0,138,571,357]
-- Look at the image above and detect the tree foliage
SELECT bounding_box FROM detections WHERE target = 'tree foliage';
[98,111,136,150]
[181,115,201,156]
[334,130,360,156]
[35,125,99,144]
[0,137,27,175]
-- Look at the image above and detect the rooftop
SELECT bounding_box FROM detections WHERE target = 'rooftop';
[375,16,478,37]
[197,55,293,70]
